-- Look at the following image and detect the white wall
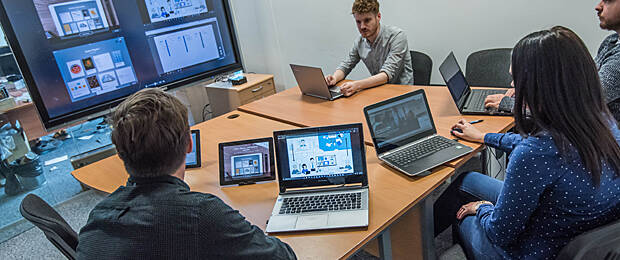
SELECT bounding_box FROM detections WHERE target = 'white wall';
[231,0,609,91]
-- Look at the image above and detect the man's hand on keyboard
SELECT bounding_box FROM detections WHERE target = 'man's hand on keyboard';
[484,89,515,109]
[484,94,504,109]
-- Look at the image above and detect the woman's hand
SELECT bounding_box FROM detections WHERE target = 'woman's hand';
[456,201,493,220]
[451,119,486,143]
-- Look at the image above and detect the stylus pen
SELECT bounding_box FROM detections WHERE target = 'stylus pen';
[469,119,484,124]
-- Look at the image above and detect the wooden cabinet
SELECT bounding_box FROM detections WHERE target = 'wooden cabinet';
[206,74,275,117]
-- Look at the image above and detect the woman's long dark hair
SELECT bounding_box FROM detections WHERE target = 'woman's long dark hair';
[512,26,620,185]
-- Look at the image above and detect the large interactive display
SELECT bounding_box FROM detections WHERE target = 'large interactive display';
[0,0,242,130]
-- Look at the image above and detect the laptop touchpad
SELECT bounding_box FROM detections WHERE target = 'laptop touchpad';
[328,211,362,226]
[269,215,297,230]
[297,214,328,229]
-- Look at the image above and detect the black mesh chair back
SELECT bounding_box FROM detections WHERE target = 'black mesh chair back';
[556,219,620,260]
[465,48,513,88]
[20,194,78,260]
[411,50,432,85]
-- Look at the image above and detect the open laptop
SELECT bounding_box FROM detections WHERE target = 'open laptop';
[363,89,473,177]
[290,64,343,101]
[439,52,512,116]
[266,123,368,233]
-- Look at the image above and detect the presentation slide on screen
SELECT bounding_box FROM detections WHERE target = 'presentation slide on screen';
[53,37,137,102]
[286,132,354,179]
[146,19,223,75]
[35,0,119,39]
[222,142,271,181]
[230,153,263,177]
[144,0,208,23]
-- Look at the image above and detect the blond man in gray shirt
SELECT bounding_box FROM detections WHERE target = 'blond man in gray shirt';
[325,0,413,96]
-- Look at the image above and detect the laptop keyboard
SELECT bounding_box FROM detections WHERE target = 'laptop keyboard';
[467,89,506,111]
[384,136,454,166]
[279,192,362,214]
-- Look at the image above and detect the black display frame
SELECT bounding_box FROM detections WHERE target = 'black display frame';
[186,129,202,169]
[273,124,369,194]
[218,137,276,186]
[0,0,243,131]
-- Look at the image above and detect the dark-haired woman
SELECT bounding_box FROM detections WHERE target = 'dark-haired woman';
[435,26,620,259]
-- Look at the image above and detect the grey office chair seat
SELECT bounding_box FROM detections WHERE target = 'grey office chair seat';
[20,194,78,260]
[411,50,432,86]
[465,48,513,88]
[555,218,620,260]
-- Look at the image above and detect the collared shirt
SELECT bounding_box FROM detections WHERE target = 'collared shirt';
[77,175,296,260]
[477,128,620,259]
[337,24,413,85]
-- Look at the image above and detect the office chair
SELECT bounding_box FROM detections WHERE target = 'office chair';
[465,48,513,88]
[555,218,620,260]
[410,50,432,85]
[20,194,78,260]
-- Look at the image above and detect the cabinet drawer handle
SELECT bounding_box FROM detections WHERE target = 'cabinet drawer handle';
[252,86,263,93]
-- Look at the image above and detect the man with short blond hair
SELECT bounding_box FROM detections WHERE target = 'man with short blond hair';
[325,0,413,96]
[77,89,296,259]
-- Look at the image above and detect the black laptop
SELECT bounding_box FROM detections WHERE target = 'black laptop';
[363,89,473,177]
[439,52,512,116]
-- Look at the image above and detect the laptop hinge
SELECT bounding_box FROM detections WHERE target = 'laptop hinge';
[459,90,471,109]
[280,184,365,195]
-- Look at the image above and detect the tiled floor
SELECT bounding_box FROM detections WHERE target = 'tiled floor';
[0,190,106,259]
[0,119,112,243]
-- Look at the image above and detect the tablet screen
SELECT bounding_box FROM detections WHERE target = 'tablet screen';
[186,130,201,168]
[219,138,275,185]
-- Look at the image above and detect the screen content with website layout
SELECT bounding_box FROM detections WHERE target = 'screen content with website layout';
[276,127,365,182]
[222,141,272,182]
[0,0,239,124]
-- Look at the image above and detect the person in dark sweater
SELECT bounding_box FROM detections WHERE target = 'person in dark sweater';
[437,27,620,259]
[76,89,296,260]
[485,0,620,123]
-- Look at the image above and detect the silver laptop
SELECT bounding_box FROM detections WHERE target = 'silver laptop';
[290,64,343,101]
[267,123,369,233]
[363,89,473,176]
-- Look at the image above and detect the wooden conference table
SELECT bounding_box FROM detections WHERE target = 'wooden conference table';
[72,83,515,259]
[73,111,456,259]
[239,85,514,168]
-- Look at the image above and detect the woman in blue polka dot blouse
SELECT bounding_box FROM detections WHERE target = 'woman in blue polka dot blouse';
[435,26,620,259]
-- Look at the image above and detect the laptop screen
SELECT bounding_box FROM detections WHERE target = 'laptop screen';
[274,124,368,192]
[364,89,437,155]
[439,52,470,104]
